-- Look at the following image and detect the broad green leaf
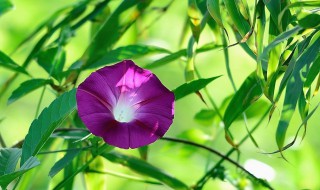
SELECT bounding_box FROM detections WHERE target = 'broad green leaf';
[85,45,170,69]
[83,0,152,67]
[222,0,250,37]
[49,149,81,178]
[173,76,221,101]
[101,151,189,190]
[0,157,39,189]
[8,79,52,105]
[0,0,13,16]
[207,0,224,29]
[276,37,320,150]
[0,148,21,176]
[223,72,263,129]
[298,11,320,29]
[304,55,320,88]
[21,89,77,165]
[37,47,66,82]
[0,51,29,75]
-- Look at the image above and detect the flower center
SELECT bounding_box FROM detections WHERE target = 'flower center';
[113,99,134,123]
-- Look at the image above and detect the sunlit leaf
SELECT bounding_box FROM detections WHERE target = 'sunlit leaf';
[223,72,263,130]
[0,51,29,75]
[0,0,13,16]
[0,156,39,189]
[207,0,224,29]
[21,89,77,165]
[276,37,320,150]
[83,0,152,68]
[8,79,52,105]
[222,0,250,37]
[173,76,221,101]
[101,151,189,190]
[304,55,320,88]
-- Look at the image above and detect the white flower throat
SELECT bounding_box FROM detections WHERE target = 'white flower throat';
[113,98,134,123]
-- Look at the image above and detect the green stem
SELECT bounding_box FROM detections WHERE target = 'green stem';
[87,169,162,185]
[193,107,271,190]
[38,146,93,154]
[34,86,46,118]
[161,137,263,185]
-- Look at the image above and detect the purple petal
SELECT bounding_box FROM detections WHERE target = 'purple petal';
[76,60,175,149]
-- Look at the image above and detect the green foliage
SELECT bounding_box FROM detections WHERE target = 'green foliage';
[0,148,39,189]
[101,151,189,190]
[21,89,77,165]
[173,76,221,101]
[1,0,320,189]
[8,79,52,105]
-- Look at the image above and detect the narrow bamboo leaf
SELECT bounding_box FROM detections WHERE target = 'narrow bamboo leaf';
[0,148,21,176]
[145,49,186,69]
[0,157,39,189]
[49,149,81,178]
[207,0,224,29]
[222,0,250,37]
[259,26,302,63]
[262,0,280,26]
[145,43,222,69]
[173,76,221,101]
[37,47,66,82]
[276,37,320,150]
[8,79,53,105]
[298,11,320,29]
[83,0,152,67]
[0,0,13,16]
[21,89,77,165]
[101,151,189,190]
[304,55,320,88]
[85,45,170,69]
[0,51,29,75]
[223,72,263,129]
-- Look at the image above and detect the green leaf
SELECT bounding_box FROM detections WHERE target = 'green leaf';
[298,11,320,29]
[194,109,216,126]
[0,156,40,189]
[188,0,202,43]
[173,76,221,101]
[207,0,224,29]
[304,55,320,88]
[262,0,280,27]
[21,89,77,165]
[222,0,251,37]
[0,0,13,16]
[0,51,29,75]
[83,0,152,68]
[223,72,263,129]
[8,79,52,105]
[276,37,320,150]
[49,149,81,178]
[259,26,302,64]
[37,47,66,82]
[0,148,21,176]
[101,151,189,190]
[85,45,170,69]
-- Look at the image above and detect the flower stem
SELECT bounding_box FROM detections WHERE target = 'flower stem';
[193,107,271,189]
[34,86,46,118]
[161,136,266,187]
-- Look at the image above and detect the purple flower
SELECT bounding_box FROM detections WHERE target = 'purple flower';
[76,60,174,149]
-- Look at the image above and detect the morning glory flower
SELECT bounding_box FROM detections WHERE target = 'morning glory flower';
[76,60,174,149]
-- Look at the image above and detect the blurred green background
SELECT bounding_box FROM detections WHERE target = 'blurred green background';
[1,0,320,189]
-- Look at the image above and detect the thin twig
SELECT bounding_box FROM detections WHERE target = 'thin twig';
[160,136,268,188]
[87,169,162,185]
